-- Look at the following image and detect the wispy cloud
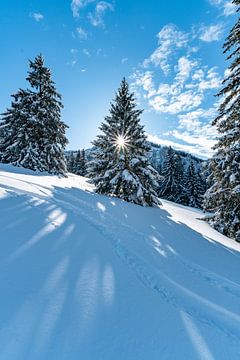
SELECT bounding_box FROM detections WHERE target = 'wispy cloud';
[82,48,91,56]
[223,1,237,15]
[76,26,88,39]
[147,133,215,158]
[131,23,224,158]
[199,24,223,42]
[143,24,189,75]
[166,106,219,157]
[31,12,44,22]
[132,57,221,115]
[71,0,113,27]
[208,0,237,16]
[88,1,113,27]
[71,0,94,18]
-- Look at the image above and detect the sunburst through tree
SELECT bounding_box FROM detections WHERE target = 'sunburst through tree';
[88,78,161,206]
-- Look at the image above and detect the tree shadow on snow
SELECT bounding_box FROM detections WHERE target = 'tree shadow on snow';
[0,184,240,359]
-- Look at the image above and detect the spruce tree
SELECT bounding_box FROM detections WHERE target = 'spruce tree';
[0,54,68,175]
[67,152,75,173]
[158,147,188,204]
[79,149,87,176]
[89,78,161,206]
[0,89,41,169]
[186,160,204,208]
[204,1,240,241]
[74,150,81,175]
[27,54,68,174]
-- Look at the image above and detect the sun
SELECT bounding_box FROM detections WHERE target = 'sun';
[116,135,126,149]
[112,132,131,152]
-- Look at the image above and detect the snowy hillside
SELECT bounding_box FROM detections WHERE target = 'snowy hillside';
[0,164,240,360]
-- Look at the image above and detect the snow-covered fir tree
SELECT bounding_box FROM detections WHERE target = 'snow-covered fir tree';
[0,54,68,175]
[158,147,188,205]
[89,78,161,206]
[67,152,75,173]
[204,1,240,241]
[186,160,204,208]
[0,89,40,169]
[79,149,87,176]
[74,149,87,176]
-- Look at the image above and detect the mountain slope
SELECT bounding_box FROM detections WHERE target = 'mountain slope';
[0,164,240,360]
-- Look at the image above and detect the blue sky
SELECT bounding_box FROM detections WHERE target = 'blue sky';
[0,0,237,158]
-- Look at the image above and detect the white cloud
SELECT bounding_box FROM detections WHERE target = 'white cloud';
[88,1,113,27]
[175,57,198,84]
[71,0,94,17]
[130,23,224,158]
[131,71,156,98]
[166,107,218,157]
[149,91,203,114]
[198,68,222,90]
[208,0,223,6]
[71,0,113,28]
[132,61,221,115]
[147,101,219,158]
[143,24,189,75]
[76,26,88,39]
[177,108,216,131]
[223,1,237,15]
[31,13,44,22]
[82,48,91,56]
[199,24,223,42]
[208,0,237,16]
[147,133,214,158]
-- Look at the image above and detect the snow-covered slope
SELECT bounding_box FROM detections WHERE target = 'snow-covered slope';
[0,164,240,360]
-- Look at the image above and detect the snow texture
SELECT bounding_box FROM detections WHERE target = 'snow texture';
[0,164,240,359]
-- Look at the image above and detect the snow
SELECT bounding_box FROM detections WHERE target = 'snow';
[0,163,240,359]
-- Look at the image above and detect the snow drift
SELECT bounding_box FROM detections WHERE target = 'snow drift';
[0,164,240,359]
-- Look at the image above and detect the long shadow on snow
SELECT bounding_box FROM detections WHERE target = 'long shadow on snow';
[0,183,240,359]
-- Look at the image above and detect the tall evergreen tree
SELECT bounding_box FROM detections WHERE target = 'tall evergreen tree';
[74,150,86,176]
[0,54,68,175]
[89,78,161,206]
[0,89,40,169]
[204,1,240,241]
[74,150,82,175]
[67,151,75,173]
[186,160,204,208]
[79,149,87,176]
[158,147,188,204]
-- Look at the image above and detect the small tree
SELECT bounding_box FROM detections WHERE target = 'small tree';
[89,78,161,206]
[204,1,240,241]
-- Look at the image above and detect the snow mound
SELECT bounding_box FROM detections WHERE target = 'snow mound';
[0,164,240,360]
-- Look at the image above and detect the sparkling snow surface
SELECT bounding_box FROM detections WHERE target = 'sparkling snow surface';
[0,164,240,360]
